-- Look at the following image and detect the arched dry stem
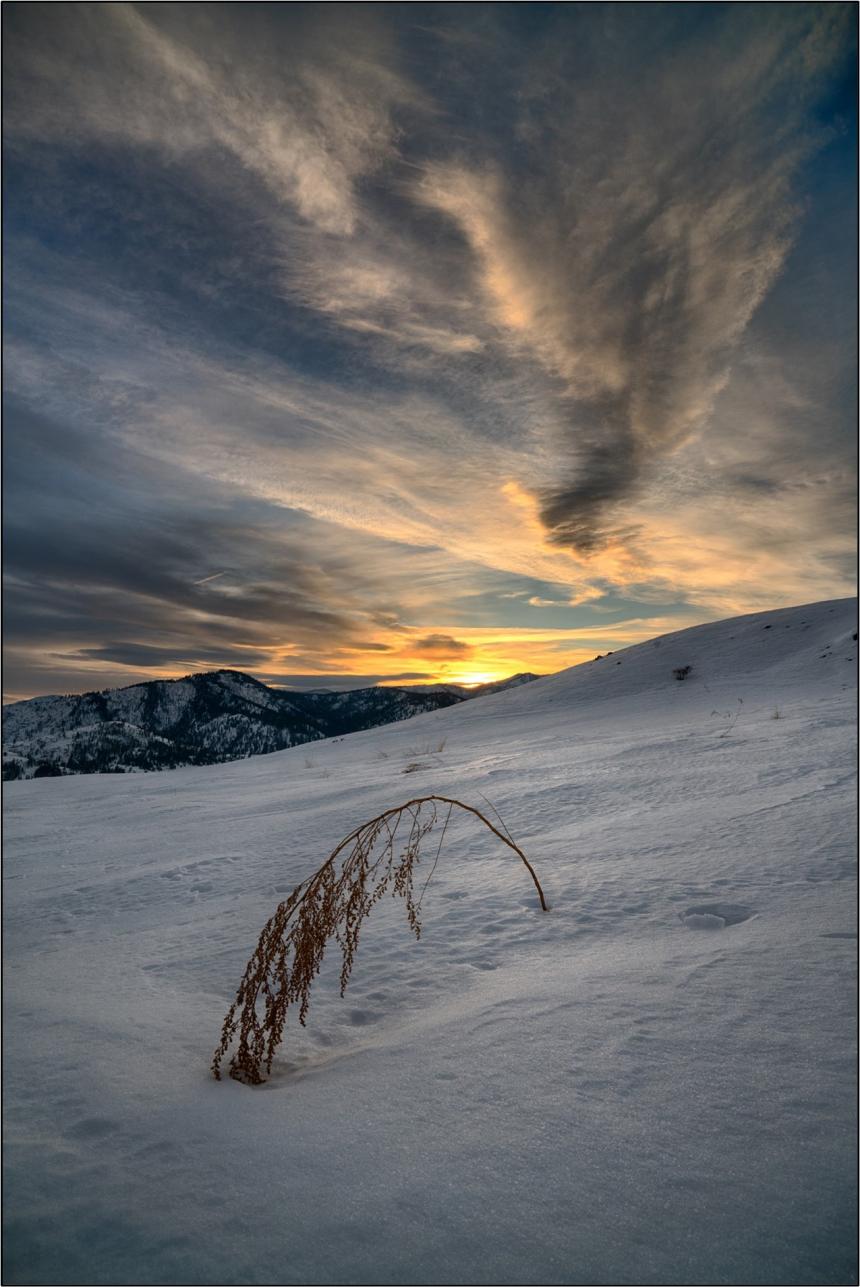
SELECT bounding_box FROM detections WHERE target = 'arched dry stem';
[212,795,548,1084]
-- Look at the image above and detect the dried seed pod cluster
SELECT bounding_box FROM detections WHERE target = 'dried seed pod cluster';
[212,795,548,1084]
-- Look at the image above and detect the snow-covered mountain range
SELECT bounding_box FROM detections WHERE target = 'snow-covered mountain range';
[4,599,856,1285]
[1,670,539,779]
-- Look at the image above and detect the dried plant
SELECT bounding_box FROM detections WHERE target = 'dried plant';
[212,795,548,1084]
[717,696,744,738]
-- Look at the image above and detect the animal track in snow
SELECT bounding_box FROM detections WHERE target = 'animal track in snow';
[679,902,755,930]
[66,1116,118,1140]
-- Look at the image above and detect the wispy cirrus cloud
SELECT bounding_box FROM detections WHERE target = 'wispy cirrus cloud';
[2,4,855,699]
[5,2,414,236]
[417,6,851,552]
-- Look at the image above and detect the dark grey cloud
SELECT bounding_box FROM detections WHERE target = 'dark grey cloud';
[338,642,394,653]
[263,673,432,692]
[1,389,408,694]
[64,643,273,670]
[411,634,473,658]
[538,430,643,554]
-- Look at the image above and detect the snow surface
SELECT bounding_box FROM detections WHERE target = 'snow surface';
[3,599,857,1285]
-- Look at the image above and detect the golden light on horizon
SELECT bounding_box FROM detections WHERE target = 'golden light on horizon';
[452,670,503,686]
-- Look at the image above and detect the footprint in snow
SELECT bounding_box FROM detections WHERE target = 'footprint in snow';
[66,1116,118,1140]
[679,902,754,930]
[348,1009,379,1026]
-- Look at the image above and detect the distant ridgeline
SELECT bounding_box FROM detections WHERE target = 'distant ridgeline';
[2,670,538,779]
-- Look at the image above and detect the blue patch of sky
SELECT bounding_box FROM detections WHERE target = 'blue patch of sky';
[4,154,363,388]
[432,573,695,631]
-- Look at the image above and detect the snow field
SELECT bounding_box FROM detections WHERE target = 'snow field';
[3,599,857,1284]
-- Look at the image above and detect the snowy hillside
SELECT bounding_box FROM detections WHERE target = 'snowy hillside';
[3,599,857,1285]
[1,669,538,779]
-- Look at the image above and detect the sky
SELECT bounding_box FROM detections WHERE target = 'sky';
[3,2,857,700]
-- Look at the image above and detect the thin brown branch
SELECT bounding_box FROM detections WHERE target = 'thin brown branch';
[211,795,549,1085]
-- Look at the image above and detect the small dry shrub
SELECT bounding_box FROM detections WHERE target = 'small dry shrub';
[405,740,447,757]
[717,696,744,738]
[212,795,548,1085]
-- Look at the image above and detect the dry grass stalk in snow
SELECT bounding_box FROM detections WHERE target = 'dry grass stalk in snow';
[212,795,548,1084]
